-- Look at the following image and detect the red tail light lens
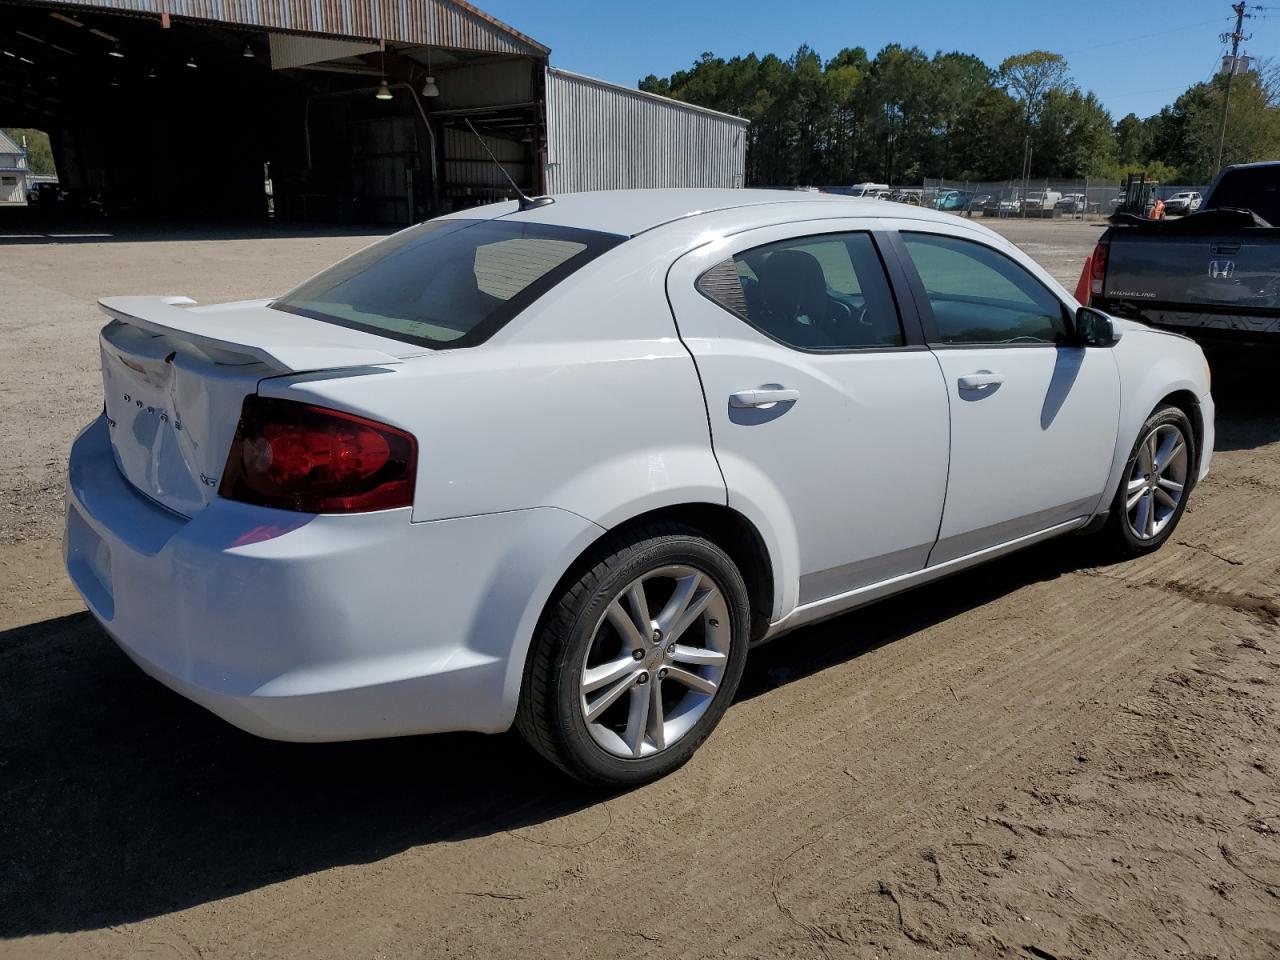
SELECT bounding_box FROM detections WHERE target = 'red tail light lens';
[1090,240,1108,296]
[220,396,417,513]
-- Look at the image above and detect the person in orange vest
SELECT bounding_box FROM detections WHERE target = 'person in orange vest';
[1151,196,1166,220]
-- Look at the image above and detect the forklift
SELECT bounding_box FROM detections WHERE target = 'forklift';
[1116,172,1161,218]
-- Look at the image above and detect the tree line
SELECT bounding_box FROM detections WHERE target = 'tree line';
[639,47,1280,186]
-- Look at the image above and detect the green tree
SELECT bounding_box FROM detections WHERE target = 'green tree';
[1184,71,1280,180]
[998,51,1073,125]
[1034,90,1114,177]
[1113,113,1150,167]
[2,128,55,176]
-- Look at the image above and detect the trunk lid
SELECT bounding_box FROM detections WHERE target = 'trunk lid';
[98,296,407,517]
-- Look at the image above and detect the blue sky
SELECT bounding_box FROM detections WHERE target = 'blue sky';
[482,0,1276,120]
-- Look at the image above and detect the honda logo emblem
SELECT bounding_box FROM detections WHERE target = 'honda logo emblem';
[1208,260,1235,279]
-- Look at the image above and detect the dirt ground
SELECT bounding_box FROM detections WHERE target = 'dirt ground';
[3,213,1279,960]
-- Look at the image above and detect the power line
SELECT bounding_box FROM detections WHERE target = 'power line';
[1061,16,1234,56]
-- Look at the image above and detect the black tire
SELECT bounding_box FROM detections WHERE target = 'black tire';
[1101,404,1196,558]
[516,522,750,787]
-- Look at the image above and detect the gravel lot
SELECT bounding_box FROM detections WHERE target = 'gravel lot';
[3,212,1279,959]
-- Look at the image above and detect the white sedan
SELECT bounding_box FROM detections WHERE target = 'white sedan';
[65,190,1214,785]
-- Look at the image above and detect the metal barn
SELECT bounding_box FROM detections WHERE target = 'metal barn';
[0,0,747,224]
[545,68,747,194]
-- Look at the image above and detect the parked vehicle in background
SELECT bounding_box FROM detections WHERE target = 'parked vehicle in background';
[65,189,1213,785]
[1024,190,1063,212]
[1164,192,1203,216]
[848,182,890,197]
[932,189,974,211]
[1087,162,1280,343]
[1057,193,1086,213]
[891,189,923,205]
[998,196,1023,214]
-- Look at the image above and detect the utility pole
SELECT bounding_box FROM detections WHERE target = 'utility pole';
[1214,2,1254,174]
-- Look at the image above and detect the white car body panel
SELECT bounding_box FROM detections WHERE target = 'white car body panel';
[667,218,951,611]
[927,343,1119,563]
[64,189,1215,742]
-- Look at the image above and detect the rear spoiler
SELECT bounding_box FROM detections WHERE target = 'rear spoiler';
[98,296,402,373]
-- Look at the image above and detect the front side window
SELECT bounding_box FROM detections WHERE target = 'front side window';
[272,219,624,349]
[696,232,904,350]
[901,233,1068,345]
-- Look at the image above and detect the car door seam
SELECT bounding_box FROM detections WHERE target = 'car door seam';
[662,256,731,509]
[923,346,954,568]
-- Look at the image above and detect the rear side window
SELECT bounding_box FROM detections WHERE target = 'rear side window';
[901,233,1068,345]
[272,220,624,349]
[696,232,904,350]
[1206,166,1280,224]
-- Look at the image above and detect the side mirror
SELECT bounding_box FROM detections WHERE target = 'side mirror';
[1074,306,1122,347]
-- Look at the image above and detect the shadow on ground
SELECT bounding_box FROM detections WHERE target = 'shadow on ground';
[1203,344,1280,451]
[0,541,1081,938]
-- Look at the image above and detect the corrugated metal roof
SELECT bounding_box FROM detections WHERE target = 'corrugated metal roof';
[36,0,549,55]
[0,129,24,155]
[545,68,748,195]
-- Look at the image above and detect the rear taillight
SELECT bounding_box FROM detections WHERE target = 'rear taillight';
[1090,240,1108,297]
[219,396,417,513]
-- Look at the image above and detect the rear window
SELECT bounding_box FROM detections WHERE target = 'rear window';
[272,219,624,349]
[1206,166,1280,224]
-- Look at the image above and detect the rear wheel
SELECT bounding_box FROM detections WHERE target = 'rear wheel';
[1102,404,1195,557]
[516,524,750,786]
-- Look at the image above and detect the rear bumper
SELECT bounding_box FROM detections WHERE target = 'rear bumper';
[65,416,602,741]
[1098,302,1280,342]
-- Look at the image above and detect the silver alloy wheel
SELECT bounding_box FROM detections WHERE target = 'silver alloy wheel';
[1125,422,1189,540]
[578,564,730,759]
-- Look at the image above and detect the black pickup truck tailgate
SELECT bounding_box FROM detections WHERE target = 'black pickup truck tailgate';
[1102,230,1280,311]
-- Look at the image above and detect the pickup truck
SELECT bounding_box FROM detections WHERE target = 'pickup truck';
[1087,161,1279,341]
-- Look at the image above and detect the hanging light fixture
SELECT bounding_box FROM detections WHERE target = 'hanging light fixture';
[421,47,439,97]
[242,43,255,59]
[375,42,392,100]
[107,44,124,59]
[186,56,197,69]
[147,66,156,78]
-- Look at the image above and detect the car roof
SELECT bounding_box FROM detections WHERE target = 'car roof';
[441,188,961,238]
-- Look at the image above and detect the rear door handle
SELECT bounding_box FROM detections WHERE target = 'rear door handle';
[957,372,1005,390]
[729,387,800,408]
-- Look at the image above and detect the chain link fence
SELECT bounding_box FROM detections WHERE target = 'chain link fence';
[906,178,1211,220]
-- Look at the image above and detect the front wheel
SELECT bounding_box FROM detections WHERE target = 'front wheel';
[516,523,750,786]
[1102,404,1195,557]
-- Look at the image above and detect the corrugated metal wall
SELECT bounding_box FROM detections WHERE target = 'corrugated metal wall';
[38,0,547,55]
[443,124,532,192]
[544,68,747,194]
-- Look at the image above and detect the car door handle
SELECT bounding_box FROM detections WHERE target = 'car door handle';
[957,372,1005,390]
[729,387,800,408]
